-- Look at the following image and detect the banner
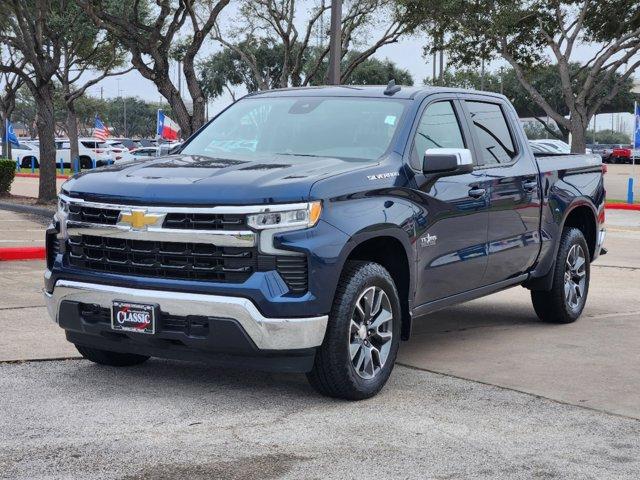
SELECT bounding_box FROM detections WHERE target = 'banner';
[5,119,20,147]
[156,110,180,141]
[94,115,110,141]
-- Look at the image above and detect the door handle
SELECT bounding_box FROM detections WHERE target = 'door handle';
[523,180,538,192]
[468,187,486,198]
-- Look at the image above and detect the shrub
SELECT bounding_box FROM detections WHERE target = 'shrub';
[0,158,17,195]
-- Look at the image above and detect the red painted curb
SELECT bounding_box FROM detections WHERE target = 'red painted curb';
[0,246,46,261]
[15,173,70,179]
[605,203,640,211]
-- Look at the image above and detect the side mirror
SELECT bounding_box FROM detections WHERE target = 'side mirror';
[423,148,474,176]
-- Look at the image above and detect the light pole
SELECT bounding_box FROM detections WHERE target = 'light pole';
[327,0,342,85]
[117,79,128,138]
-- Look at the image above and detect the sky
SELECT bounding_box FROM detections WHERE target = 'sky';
[80,3,640,137]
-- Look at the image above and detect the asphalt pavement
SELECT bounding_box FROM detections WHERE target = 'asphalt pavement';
[0,207,639,479]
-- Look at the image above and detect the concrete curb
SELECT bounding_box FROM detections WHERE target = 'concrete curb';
[0,246,46,261]
[0,201,55,218]
[15,173,70,180]
[605,203,640,211]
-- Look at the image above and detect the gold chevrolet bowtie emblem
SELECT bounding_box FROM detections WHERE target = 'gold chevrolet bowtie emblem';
[118,209,162,230]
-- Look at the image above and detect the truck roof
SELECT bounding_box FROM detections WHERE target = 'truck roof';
[249,85,507,101]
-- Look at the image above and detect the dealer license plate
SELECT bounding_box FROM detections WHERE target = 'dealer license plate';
[111,301,157,334]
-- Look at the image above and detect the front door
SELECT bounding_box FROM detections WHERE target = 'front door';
[408,99,490,305]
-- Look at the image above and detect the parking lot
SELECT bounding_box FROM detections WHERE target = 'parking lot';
[1,206,639,479]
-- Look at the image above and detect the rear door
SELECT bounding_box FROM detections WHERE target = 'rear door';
[460,96,541,284]
[408,96,490,304]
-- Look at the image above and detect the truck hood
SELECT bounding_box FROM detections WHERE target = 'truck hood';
[62,154,373,205]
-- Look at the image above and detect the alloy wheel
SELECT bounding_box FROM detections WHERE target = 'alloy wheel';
[564,244,587,311]
[349,286,394,380]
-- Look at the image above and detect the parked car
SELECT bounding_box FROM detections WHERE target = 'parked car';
[130,144,180,160]
[52,139,115,168]
[104,140,135,162]
[45,85,605,399]
[2,141,40,168]
[137,138,157,148]
[530,139,592,155]
[607,145,637,164]
[109,138,140,151]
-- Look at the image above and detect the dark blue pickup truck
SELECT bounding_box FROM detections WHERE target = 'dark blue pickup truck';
[44,85,606,399]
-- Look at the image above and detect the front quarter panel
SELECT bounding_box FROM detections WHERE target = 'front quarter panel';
[277,159,419,313]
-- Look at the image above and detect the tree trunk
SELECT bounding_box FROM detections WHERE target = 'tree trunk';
[569,117,588,153]
[183,57,206,135]
[156,76,194,138]
[33,82,58,203]
[66,104,79,166]
[0,116,7,158]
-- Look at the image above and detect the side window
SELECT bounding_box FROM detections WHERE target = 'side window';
[465,101,516,165]
[411,101,465,170]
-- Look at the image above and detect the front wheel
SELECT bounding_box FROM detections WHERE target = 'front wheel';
[531,227,590,323]
[307,261,401,400]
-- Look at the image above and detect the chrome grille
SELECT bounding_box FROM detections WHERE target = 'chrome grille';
[67,235,256,282]
[163,212,245,230]
[68,204,120,225]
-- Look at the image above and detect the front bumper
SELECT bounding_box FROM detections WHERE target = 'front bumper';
[45,280,328,352]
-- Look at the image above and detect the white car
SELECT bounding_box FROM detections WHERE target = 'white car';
[130,143,182,160]
[104,140,134,162]
[54,139,115,169]
[7,142,40,168]
[530,139,593,155]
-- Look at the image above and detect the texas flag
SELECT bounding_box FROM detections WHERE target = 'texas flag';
[156,110,180,141]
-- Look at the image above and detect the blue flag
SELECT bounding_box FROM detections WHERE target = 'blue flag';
[634,104,640,149]
[5,119,20,148]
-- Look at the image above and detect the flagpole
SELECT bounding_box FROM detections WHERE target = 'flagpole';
[633,100,637,184]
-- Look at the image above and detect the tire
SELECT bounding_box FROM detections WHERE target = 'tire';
[79,156,92,169]
[75,345,149,367]
[531,227,590,324]
[307,261,402,400]
[21,156,38,169]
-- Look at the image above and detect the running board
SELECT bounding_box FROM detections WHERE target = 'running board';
[411,274,529,320]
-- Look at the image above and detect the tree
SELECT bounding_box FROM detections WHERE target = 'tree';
[198,44,414,100]
[211,0,416,90]
[406,0,640,152]
[0,0,67,202]
[429,65,636,141]
[78,0,230,137]
[56,1,131,166]
[592,129,631,145]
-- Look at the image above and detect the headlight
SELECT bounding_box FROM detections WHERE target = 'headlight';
[247,201,322,230]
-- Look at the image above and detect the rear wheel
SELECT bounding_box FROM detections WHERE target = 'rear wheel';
[307,261,401,400]
[20,156,38,168]
[75,345,149,367]
[79,156,92,169]
[531,227,590,324]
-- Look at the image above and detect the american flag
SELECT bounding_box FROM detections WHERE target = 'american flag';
[94,115,109,141]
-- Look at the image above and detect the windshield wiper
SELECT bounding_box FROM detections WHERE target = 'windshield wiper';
[274,152,323,158]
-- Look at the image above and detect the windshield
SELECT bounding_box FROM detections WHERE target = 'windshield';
[182,96,407,162]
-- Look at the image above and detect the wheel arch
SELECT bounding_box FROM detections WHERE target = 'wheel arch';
[526,198,598,291]
[340,228,415,341]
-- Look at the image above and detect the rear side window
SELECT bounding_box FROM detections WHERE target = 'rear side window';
[81,141,96,148]
[465,101,516,165]
[410,101,465,170]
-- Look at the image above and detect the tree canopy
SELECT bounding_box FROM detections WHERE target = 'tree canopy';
[405,0,640,151]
